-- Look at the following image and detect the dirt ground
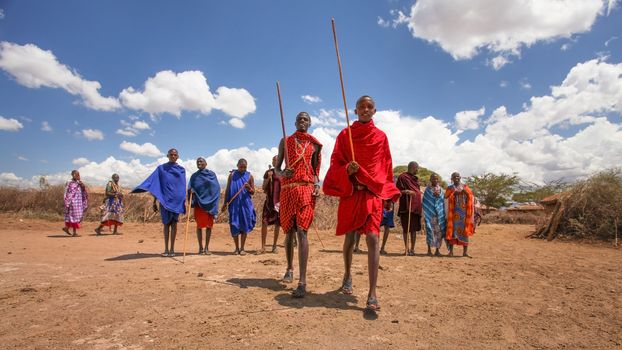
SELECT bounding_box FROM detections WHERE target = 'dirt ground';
[0,214,620,349]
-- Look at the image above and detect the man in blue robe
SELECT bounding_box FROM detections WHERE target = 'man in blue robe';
[133,148,186,257]
[189,157,220,255]
[221,158,256,255]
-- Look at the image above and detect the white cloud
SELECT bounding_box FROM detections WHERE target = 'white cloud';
[520,79,532,90]
[81,128,104,141]
[0,9,4,20]
[41,121,52,132]
[0,116,24,131]
[228,118,245,129]
[0,172,22,187]
[116,128,137,137]
[310,58,622,184]
[4,147,279,188]
[377,16,390,28]
[488,55,510,70]
[301,95,322,104]
[132,120,150,130]
[17,156,28,161]
[392,0,610,66]
[605,36,618,47]
[0,42,120,111]
[500,80,509,88]
[455,107,486,130]
[72,157,90,166]
[119,70,256,126]
[119,141,162,157]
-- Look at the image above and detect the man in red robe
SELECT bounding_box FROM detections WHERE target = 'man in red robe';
[396,161,422,256]
[323,96,400,312]
[276,112,322,298]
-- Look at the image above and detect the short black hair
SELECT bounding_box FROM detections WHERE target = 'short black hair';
[356,95,375,107]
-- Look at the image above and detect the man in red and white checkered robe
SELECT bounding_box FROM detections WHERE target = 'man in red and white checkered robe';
[276,112,322,298]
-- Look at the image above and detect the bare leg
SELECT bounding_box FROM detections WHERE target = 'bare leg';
[448,243,454,257]
[354,234,361,253]
[272,224,280,252]
[260,221,268,253]
[233,235,240,254]
[409,230,416,254]
[285,231,295,270]
[297,229,309,285]
[240,233,247,254]
[427,244,432,256]
[343,232,356,282]
[204,228,212,254]
[112,225,118,234]
[196,228,204,253]
[380,226,390,254]
[169,222,177,255]
[463,245,470,257]
[95,224,103,235]
[366,233,380,302]
[283,230,295,283]
[162,224,170,255]
[72,227,77,236]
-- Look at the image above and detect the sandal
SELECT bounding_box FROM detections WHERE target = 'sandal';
[271,246,278,254]
[341,277,353,295]
[380,249,388,256]
[292,283,306,298]
[161,251,169,257]
[62,227,71,236]
[366,297,381,311]
[239,250,247,256]
[408,250,415,256]
[94,228,102,236]
[283,270,294,283]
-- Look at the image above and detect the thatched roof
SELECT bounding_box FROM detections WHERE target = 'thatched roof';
[507,204,545,211]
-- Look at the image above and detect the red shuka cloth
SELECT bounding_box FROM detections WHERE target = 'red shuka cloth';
[280,131,322,232]
[396,172,422,214]
[323,120,400,235]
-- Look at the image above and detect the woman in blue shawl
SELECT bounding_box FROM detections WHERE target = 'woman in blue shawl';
[189,157,220,255]
[422,173,447,256]
[132,148,186,257]
[221,158,256,255]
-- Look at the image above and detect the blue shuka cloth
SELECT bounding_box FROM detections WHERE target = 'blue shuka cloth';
[132,162,187,219]
[189,169,220,216]
[226,170,256,236]
[423,186,447,246]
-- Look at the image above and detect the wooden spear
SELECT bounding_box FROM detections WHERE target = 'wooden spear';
[182,190,193,263]
[276,81,289,168]
[331,18,355,162]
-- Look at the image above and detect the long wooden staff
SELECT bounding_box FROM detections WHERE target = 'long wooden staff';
[182,190,193,263]
[331,18,355,162]
[276,81,289,168]
[310,221,326,250]
[407,194,412,252]
[216,182,248,221]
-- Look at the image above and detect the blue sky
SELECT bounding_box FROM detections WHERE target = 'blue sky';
[0,0,621,187]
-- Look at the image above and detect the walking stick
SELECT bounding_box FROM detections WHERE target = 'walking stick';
[331,18,355,162]
[407,194,412,253]
[215,182,248,221]
[311,221,326,250]
[182,191,193,263]
[276,81,289,168]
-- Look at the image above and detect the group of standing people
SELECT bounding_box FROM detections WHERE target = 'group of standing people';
[60,94,477,313]
[62,170,124,237]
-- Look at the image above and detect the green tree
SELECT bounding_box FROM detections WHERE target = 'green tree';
[512,179,567,203]
[393,165,447,187]
[466,173,520,208]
